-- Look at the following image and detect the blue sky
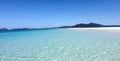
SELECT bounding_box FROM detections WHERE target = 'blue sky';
[0,0,120,28]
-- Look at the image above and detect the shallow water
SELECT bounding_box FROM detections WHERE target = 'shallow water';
[0,29,120,61]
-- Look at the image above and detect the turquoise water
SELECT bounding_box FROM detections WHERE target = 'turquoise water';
[0,29,120,61]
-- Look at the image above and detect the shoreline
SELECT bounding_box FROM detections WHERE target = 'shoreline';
[67,27,120,30]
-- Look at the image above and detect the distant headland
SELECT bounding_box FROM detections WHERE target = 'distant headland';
[0,23,120,32]
[0,28,55,32]
[59,23,120,28]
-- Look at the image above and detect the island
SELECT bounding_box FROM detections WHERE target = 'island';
[59,23,120,28]
[0,23,120,32]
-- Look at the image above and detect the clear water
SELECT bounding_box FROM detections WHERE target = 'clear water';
[0,29,120,61]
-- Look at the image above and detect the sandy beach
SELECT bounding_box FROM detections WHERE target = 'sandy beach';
[68,27,120,30]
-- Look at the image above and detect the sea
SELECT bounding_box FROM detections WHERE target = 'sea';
[0,28,120,61]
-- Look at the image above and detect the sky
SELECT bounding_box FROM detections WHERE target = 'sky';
[0,0,120,28]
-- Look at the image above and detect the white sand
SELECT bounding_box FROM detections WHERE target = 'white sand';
[67,27,120,30]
